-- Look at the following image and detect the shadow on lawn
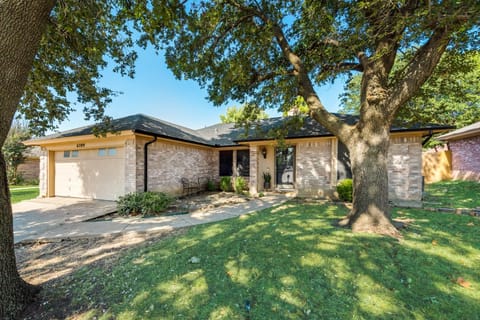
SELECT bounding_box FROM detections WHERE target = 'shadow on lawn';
[21,202,480,319]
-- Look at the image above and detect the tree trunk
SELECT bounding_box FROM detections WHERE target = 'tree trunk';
[339,125,401,238]
[0,152,39,319]
[0,1,56,318]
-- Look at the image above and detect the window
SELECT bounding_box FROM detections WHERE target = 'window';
[98,148,116,157]
[219,150,233,176]
[236,150,250,176]
[63,151,70,158]
[71,150,79,157]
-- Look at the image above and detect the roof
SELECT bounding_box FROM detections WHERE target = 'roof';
[26,113,454,147]
[437,121,480,141]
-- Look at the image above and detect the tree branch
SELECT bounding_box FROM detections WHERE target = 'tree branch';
[386,26,452,116]
[225,0,351,138]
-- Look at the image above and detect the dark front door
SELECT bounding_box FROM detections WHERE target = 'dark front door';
[276,146,295,187]
[337,142,352,180]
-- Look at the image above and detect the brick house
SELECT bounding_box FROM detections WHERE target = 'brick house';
[438,121,480,181]
[24,114,450,206]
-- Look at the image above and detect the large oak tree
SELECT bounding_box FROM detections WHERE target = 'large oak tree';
[152,1,479,237]
[0,1,176,318]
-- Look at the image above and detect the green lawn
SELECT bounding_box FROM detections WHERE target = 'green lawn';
[10,185,39,203]
[43,202,479,319]
[424,180,480,209]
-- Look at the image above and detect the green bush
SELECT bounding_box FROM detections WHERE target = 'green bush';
[206,179,217,191]
[219,176,232,192]
[234,176,248,194]
[337,179,353,202]
[117,192,173,216]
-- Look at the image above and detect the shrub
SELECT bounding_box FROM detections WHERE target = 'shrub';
[117,192,173,216]
[337,179,353,202]
[219,176,232,192]
[206,179,217,191]
[234,176,248,194]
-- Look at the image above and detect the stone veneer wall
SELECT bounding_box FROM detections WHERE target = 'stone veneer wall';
[448,136,480,181]
[295,139,334,197]
[140,139,218,195]
[388,136,423,205]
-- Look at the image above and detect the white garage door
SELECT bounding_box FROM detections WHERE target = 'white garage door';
[55,148,125,200]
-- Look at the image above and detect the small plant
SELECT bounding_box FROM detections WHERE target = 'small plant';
[263,171,272,189]
[337,179,353,202]
[206,179,217,191]
[234,176,248,194]
[117,191,173,216]
[219,176,233,192]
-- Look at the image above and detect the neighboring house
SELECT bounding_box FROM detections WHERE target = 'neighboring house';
[16,146,41,181]
[24,114,451,206]
[438,121,480,181]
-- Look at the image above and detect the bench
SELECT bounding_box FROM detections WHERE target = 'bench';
[181,177,200,197]
[181,177,216,197]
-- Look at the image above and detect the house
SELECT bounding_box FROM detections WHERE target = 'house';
[438,121,480,181]
[24,114,451,206]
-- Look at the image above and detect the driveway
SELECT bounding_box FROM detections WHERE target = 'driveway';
[13,197,117,244]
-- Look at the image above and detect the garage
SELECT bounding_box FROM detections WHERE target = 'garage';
[54,147,125,200]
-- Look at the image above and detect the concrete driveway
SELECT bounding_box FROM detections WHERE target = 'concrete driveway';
[13,197,117,244]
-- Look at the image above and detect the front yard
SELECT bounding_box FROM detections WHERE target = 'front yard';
[10,185,39,203]
[18,199,479,319]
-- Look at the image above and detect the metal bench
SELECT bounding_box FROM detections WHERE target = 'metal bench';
[181,177,200,196]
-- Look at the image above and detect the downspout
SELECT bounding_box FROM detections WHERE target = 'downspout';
[144,136,157,192]
[422,130,434,146]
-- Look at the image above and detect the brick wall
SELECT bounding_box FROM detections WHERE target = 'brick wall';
[388,136,423,206]
[143,139,218,195]
[39,149,48,197]
[296,139,334,197]
[449,135,480,181]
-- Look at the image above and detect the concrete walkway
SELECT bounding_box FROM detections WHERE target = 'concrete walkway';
[13,195,288,244]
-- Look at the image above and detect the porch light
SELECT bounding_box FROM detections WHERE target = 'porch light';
[261,147,267,159]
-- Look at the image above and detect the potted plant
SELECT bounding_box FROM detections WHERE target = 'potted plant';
[263,172,271,190]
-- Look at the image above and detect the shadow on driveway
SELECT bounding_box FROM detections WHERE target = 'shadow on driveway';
[13,197,117,244]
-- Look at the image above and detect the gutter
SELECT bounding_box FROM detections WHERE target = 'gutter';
[144,136,157,192]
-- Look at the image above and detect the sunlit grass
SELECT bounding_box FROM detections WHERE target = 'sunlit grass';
[42,202,480,320]
[10,186,39,203]
[424,180,480,208]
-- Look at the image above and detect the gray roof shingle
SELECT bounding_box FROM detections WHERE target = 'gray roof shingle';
[31,113,454,147]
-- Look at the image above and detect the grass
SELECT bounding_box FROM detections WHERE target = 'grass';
[424,180,480,209]
[10,185,39,203]
[43,202,479,320]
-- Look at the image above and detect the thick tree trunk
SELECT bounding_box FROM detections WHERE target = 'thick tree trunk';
[0,1,56,318]
[0,152,39,319]
[339,126,401,238]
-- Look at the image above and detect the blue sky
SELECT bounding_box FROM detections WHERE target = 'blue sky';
[56,48,346,132]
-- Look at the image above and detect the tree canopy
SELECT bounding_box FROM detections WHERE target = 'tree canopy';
[220,104,268,123]
[340,52,480,128]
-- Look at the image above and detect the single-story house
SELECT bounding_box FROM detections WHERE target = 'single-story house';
[438,121,480,181]
[24,114,451,206]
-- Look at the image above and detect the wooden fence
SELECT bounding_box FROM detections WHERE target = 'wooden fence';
[422,150,452,184]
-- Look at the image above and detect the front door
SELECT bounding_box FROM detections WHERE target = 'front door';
[276,146,295,188]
